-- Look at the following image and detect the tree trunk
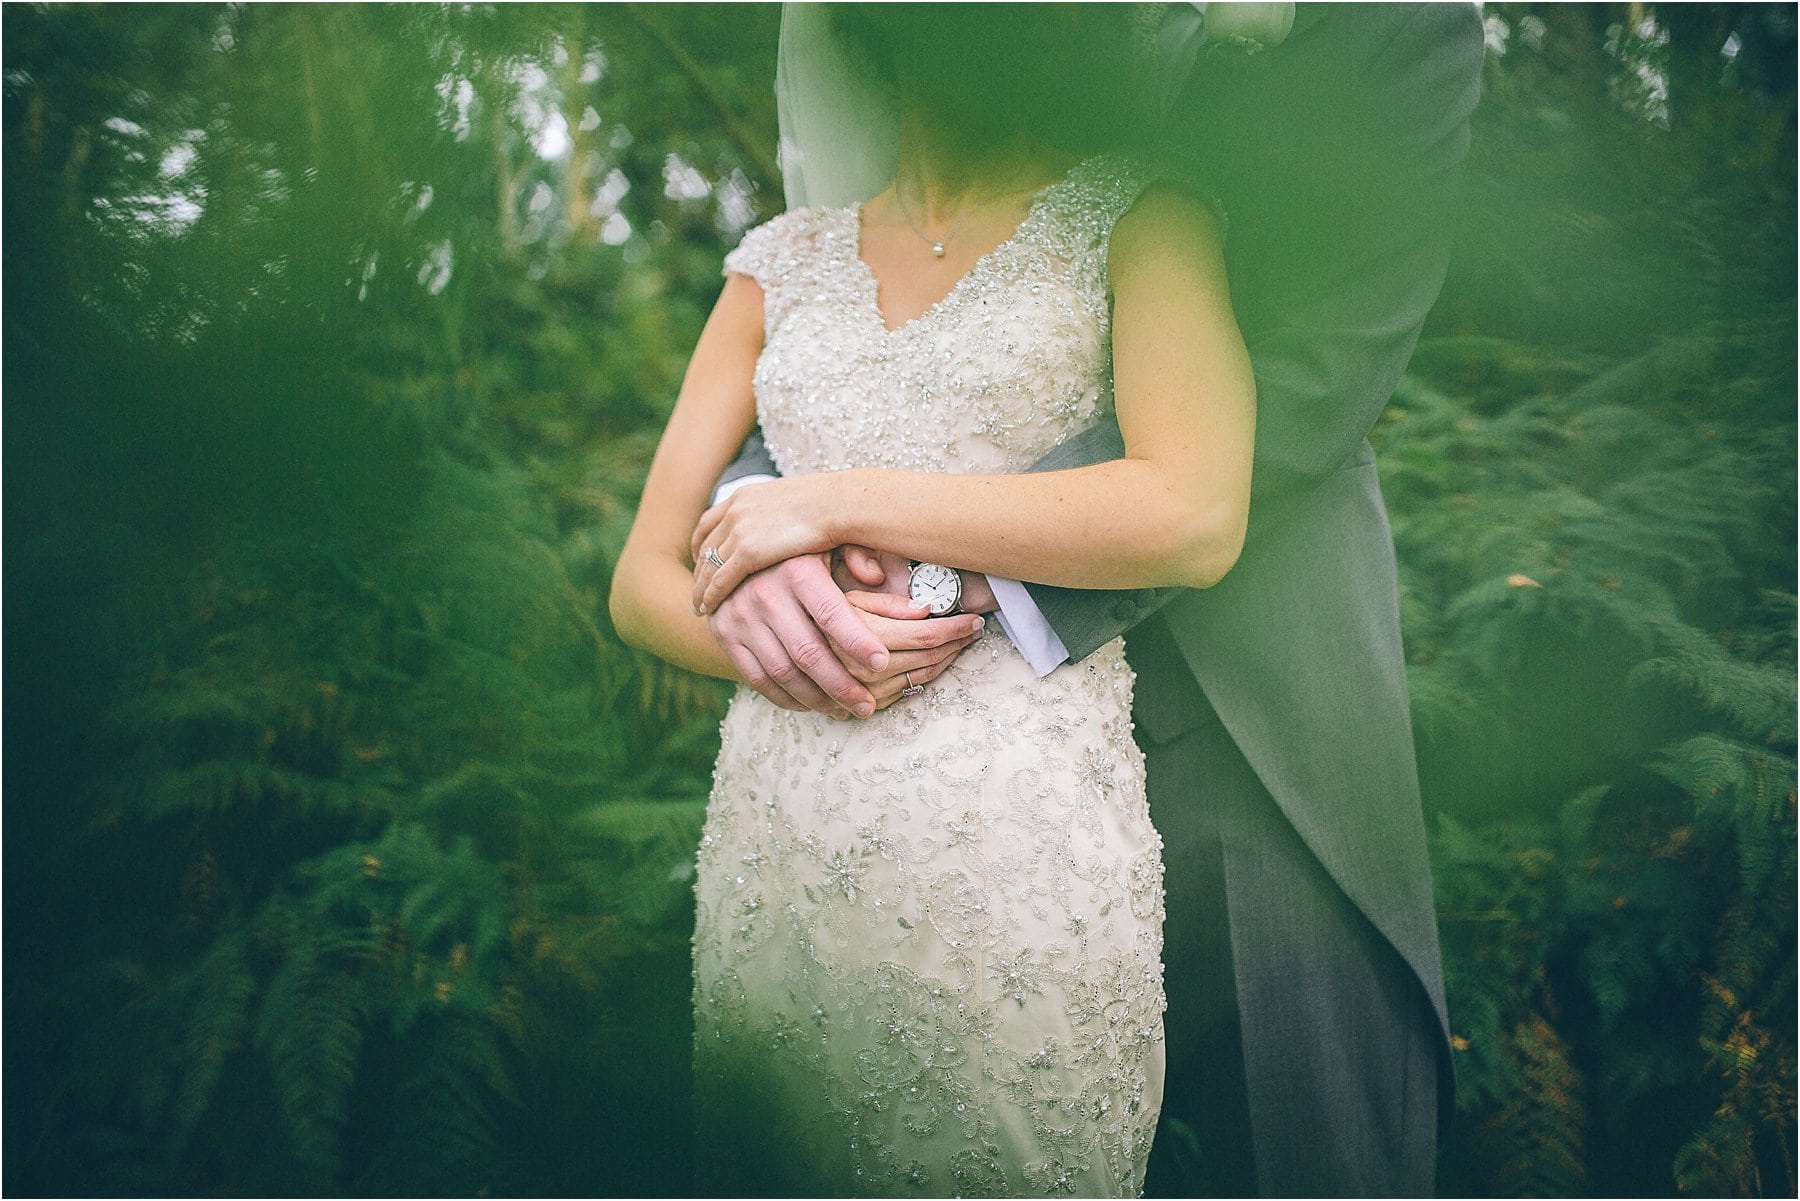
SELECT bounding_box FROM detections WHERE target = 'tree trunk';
[562,18,602,246]
[491,85,521,256]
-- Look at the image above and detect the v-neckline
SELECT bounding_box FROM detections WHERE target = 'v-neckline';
[851,162,1081,336]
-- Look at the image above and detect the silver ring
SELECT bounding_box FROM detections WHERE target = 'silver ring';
[704,546,726,570]
[901,670,924,698]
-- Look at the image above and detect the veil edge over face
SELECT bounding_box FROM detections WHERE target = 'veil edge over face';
[775,4,898,209]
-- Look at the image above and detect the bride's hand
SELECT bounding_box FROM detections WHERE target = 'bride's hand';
[838,591,986,710]
[691,476,840,614]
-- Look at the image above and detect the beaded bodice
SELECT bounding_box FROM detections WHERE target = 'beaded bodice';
[724,155,1149,477]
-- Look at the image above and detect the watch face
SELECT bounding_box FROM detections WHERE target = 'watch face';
[909,562,961,616]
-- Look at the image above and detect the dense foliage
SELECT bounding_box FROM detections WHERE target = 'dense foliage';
[4,4,1793,1196]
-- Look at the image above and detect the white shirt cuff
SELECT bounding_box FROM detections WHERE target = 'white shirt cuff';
[987,575,1069,677]
[712,472,777,505]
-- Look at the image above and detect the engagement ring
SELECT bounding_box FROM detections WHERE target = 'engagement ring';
[704,546,726,569]
[901,671,924,698]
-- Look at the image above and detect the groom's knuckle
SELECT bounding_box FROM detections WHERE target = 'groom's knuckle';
[809,591,847,625]
[792,639,837,676]
[810,593,859,636]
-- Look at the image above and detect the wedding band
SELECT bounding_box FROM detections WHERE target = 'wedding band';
[901,671,925,698]
[704,546,726,569]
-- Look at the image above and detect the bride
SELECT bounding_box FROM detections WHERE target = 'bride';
[609,5,1254,1195]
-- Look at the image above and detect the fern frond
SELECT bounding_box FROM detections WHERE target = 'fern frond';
[1655,735,1797,834]
[251,939,368,1191]
[1554,332,1722,412]
[1632,639,1799,749]
[166,930,258,1164]
[414,1014,518,1191]
[147,759,387,823]
[1481,1015,1589,1198]
[1678,994,1796,1197]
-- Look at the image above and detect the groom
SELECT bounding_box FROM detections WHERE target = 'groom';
[705,5,1484,1195]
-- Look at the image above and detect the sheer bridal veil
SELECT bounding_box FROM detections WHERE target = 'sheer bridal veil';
[774,4,896,210]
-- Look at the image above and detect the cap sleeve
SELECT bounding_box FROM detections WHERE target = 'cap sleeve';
[722,208,842,330]
[722,217,785,287]
[1090,157,1155,268]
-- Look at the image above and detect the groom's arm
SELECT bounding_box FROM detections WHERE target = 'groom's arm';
[1223,2,1483,502]
[713,430,1066,667]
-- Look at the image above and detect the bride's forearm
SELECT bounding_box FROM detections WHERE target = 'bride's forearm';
[689,456,1249,615]
[827,460,1246,592]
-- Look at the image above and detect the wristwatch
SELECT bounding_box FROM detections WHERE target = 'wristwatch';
[907,561,963,616]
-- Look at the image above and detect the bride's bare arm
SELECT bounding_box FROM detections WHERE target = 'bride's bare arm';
[692,185,1255,613]
[609,273,769,679]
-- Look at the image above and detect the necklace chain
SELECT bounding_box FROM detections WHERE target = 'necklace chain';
[892,172,1047,259]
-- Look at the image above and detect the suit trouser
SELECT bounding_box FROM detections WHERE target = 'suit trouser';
[1134,630,1440,1198]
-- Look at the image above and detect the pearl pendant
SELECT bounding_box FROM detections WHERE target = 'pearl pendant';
[932,243,945,258]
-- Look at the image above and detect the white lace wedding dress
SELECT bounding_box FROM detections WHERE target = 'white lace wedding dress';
[692,156,1165,1198]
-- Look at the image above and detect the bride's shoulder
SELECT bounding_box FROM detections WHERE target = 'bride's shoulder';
[1087,153,1228,254]
[1108,180,1230,296]
[722,206,849,284]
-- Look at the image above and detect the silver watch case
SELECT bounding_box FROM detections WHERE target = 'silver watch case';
[907,561,963,616]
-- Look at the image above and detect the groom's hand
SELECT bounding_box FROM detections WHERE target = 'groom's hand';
[708,553,889,717]
[708,552,988,718]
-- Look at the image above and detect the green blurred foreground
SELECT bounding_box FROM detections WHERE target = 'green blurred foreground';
[4,4,1794,1196]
